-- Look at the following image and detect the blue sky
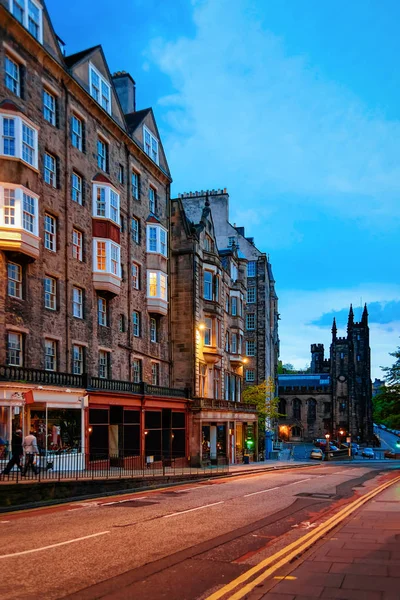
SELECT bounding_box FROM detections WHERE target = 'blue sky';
[47,0,400,377]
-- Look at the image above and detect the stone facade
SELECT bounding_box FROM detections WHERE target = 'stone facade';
[278,306,373,443]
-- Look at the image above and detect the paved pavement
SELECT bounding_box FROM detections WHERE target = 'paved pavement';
[250,476,400,600]
[0,462,398,599]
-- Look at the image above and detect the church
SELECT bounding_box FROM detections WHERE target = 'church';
[277,305,373,443]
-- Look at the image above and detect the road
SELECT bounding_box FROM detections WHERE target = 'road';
[0,462,399,600]
[374,426,400,453]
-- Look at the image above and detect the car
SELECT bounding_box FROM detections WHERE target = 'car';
[310,448,324,460]
[313,439,327,448]
[362,447,375,459]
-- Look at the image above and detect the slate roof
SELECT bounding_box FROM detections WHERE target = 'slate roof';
[278,374,331,388]
[125,108,151,132]
[64,45,100,68]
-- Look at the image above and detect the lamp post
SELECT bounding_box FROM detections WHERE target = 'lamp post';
[325,433,330,461]
[339,429,344,446]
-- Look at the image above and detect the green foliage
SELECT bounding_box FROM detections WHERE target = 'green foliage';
[243,377,280,454]
[374,346,400,429]
[277,360,311,374]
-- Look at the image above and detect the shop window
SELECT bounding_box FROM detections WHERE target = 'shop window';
[30,408,81,452]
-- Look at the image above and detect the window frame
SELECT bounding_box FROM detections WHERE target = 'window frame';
[5,54,20,96]
[231,296,238,316]
[131,171,139,200]
[72,286,83,319]
[98,350,109,379]
[151,362,160,385]
[149,186,156,214]
[72,344,84,375]
[92,183,120,225]
[247,261,256,277]
[97,296,107,327]
[132,310,140,337]
[143,125,159,165]
[44,275,56,310]
[150,317,157,343]
[7,331,23,366]
[132,358,142,383]
[247,287,256,304]
[44,152,56,187]
[89,63,111,114]
[7,261,22,299]
[44,213,56,252]
[246,313,256,330]
[147,270,168,301]
[44,338,57,371]
[43,88,56,126]
[72,228,83,261]
[97,137,108,171]
[246,340,255,356]
[132,262,140,290]
[131,216,139,243]
[0,114,38,168]
[10,0,43,43]
[71,172,83,205]
[93,238,121,278]
[146,224,167,256]
[71,114,83,151]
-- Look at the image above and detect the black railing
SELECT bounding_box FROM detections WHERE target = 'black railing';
[192,398,257,412]
[0,366,190,399]
[0,451,229,485]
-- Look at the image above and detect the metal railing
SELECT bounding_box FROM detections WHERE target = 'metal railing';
[0,451,229,483]
[192,398,257,412]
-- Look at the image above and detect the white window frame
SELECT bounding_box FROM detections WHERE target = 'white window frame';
[72,286,83,318]
[246,370,255,382]
[7,331,22,366]
[150,317,157,343]
[43,89,56,126]
[132,262,140,289]
[151,362,160,385]
[97,137,108,171]
[72,229,83,261]
[203,270,213,300]
[5,55,20,96]
[72,344,84,375]
[147,270,168,301]
[131,217,139,243]
[149,186,156,213]
[143,125,159,165]
[89,63,111,114]
[132,311,140,337]
[10,0,43,43]
[98,296,107,326]
[93,239,121,278]
[0,185,39,236]
[0,113,38,168]
[7,261,22,298]
[44,213,56,252]
[204,317,212,347]
[131,171,139,199]
[146,224,167,257]
[44,152,56,187]
[92,183,120,225]
[246,313,256,330]
[132,358,142,383]
[44,275,56,310]
[44,338,57,371]
[72,172,82,204]
[231,296,238,316]
[246,340,255,357]
[98,350,109,379]
[71,114,83,151]
[247,261,256,277]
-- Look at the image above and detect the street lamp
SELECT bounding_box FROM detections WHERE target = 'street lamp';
[325,433,331,460]
[339,429,344,445]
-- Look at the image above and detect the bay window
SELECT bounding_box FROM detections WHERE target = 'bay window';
[147,270,167,301]
[0,185,39,236]
[93,239,121,278]
[1,113,38,168]
[146,224,167,256]
[92,183,120,225]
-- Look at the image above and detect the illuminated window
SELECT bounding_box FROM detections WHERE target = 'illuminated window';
[147,270,168,300]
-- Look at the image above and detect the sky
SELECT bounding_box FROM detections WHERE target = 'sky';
[47,0,400,378]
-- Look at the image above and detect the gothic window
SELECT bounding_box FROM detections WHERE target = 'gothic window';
[291,426,301,438]
[293,398,301,420]
[278,398,286,417]
[307,398,317,422]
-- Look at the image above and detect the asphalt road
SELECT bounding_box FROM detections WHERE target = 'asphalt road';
[374,426,400,453]
[0,462,398,600]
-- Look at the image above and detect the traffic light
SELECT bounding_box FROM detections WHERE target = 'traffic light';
[396,440,400,449]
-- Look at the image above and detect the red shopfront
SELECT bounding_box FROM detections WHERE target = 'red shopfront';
[87,392,189,461]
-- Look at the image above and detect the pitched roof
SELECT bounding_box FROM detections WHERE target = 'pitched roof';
[64,45,100,68]
[125,108,151,133]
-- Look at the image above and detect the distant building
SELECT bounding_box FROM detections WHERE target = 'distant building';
[278,305,373,442]
[372,378,385,397]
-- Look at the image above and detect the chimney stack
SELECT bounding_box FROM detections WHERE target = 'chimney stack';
[112,71,136,114]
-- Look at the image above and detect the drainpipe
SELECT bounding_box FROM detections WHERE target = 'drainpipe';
[125,144,132,380]
[62,81,70,373]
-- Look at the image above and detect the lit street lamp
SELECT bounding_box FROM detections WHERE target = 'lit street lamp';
[325,433,330,461]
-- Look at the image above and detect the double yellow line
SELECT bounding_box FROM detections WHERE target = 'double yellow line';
[206,474,400,600]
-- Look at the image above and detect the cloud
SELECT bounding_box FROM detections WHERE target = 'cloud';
[148,0,400,226]
[312,301,400,328]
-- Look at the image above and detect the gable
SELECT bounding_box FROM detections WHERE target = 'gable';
[42,2,65,64]
[128,108,170,176]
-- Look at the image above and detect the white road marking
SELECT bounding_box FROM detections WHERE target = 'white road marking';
[102,496,147,506]
[0,531,110,559]
[244,486,279,497]
[288,478,312,485]
[164,501,224,518]
[0,521,10,523]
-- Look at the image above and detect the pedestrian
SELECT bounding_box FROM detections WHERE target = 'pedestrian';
[22,430,39,476]
[1,429,23,476]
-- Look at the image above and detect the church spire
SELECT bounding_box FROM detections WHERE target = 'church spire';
[332,317,337,340]
[362,303,368,324]
[347,304,354,332]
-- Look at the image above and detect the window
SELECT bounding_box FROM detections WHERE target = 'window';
[118,164,124,184]
[228,236,235,247]
[247,287,256,303]
[204,234,213,252]
[44,152,56,187]
[89,64,111,114]
[3,117,15,156]
[225,294,229,313]
[147,271,168,300]
[150,317,157,343]
[132,359,142,383]
[44,214,56,251]
[7,332,22,366]
[72,287,83,318]
[22,191,36,233]
[214,368,221,399]
[238,335,243,354]
[71,115,83,151]
[132,311,140,337]
[293,398,301,420]
[231,297,237,316]
[119,314,126,333]
[92,184,120,225]
[4,189,16,225]
[93,239,121,277]
[44,276,56,310]
[225,331,229,352]
[143,125,159,164]
[0,114,38,167]
[151,362,160,385]
[204,317,212,346]
[44,339,57,371]
[5,55,20,96]
[97,138,108,171]
[246,370,255,382]
[246,340,255,356]
[7,262,22,298]
[132,263,140,289]
[199,364,207,397]
[131,171,139,199]
[98,297,107,326]
[71,172,82,204]
[146,224,167,256]
[131,217,139,243]
[98,351,109,379]
[72,345,84,375]
[10,0,43,42]
[204,270,212,300]
[246,313,255,330]
[231,262,238,281]
[247,261,256,277]
[43,89,56,125]
[231,333,237,354]
[149,186,156,213]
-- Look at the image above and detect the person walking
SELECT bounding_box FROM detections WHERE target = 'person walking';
[22,430,38,476]
[1,429,23,476]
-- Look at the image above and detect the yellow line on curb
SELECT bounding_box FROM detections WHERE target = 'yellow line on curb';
[205,474,400,600]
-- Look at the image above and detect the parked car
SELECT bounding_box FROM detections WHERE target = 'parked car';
[314,439,327,448]
[362,447,375,459]
[310,448,324,460]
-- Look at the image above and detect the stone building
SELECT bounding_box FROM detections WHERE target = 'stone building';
[278,306,373,443]
[0,0,189,467]
[170,195,258,464]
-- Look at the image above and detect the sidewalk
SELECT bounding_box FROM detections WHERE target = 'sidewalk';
[255,479,400,599]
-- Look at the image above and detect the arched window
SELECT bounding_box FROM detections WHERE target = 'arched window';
[291,426,301,438]
[293,398,301,420]
[278,398,286,417]
[307,398,317,422]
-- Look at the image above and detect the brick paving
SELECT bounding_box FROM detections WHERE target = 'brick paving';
[251,480,400,599]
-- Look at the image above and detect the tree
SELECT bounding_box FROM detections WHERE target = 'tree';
[374,346,400,429]
[243,377,281,454]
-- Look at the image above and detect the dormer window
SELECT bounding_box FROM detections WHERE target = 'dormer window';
[92,183,120,226]
[10,1,43,43]
[146,224,167,257]
[89,64,111,114]
[143,125,159,165]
